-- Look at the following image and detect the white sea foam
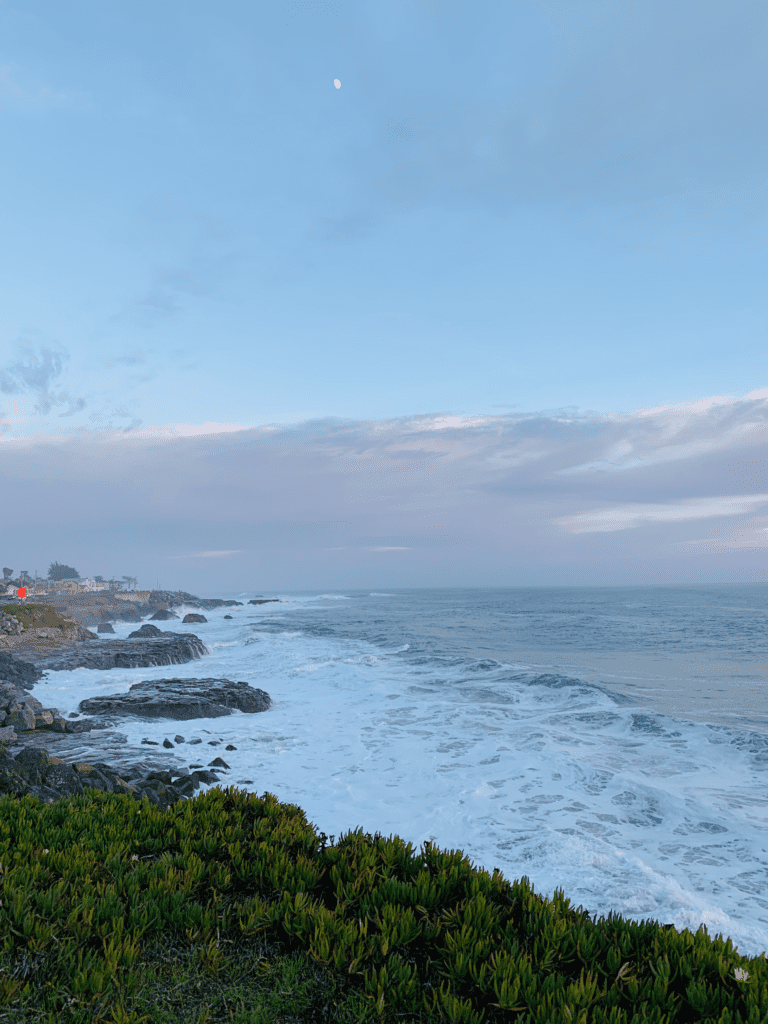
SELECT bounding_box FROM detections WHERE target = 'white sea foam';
[25,590,768,963]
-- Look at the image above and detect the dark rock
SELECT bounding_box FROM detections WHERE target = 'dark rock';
[31,632,208,672]
[0,672,262,810]
[110,606,143,623]
[0,681,114,744]
[145,592,244,611]
[186,599,243,611]
[248,599,280,605]
[150,608,179,620]
[129,623,163,638]
[182,613,207,623]
[0,652,44,690]
[1,611,24,635]
[78,677,271,721]
[97,622,115,633]
[224,614,233,619]
[0,742,229,812]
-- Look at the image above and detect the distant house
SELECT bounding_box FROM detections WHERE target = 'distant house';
[78,579,110,592]
[59,580,81,595]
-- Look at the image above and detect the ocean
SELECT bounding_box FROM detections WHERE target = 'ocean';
[20,585,768,962]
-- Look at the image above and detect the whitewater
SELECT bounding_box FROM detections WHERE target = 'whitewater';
[20,585,768,963]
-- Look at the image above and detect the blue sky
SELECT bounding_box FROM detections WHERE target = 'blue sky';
[1,0,766,593]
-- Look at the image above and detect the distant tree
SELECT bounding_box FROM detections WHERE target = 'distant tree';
[2,568,12,580]
[18,571,31,585]
[94,576,104,583]
[47,561,80,581]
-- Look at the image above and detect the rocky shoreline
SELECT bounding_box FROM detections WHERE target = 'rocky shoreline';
[0,592,278,812]
[0,589,250,629]
[0,649,247,811]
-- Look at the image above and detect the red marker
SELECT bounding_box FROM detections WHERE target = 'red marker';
[17,587,26,602]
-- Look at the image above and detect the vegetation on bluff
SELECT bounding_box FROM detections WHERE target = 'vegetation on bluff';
[0,783,763,1024]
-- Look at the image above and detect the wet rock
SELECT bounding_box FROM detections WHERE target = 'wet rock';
[97,622,115,633]
[78,678,271,720]
[0,681,113,745]
[0,742,229,811]
[248,599,280,605]
[0,669,259,810]
[182,613,207,623]
[224,615,233,619]
[129,623,163,638]
[150,608,179,620]
[0,652,44,690]
[31,632,208,671]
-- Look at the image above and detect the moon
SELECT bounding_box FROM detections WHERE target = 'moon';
[333,79,341,89]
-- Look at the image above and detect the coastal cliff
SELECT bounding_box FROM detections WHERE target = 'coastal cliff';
[0,590,243,629]
[0,604,98,657]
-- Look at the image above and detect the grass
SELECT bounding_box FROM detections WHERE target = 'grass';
[0,912,445,1024]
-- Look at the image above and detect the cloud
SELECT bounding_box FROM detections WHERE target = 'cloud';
[343,0,767,217]
[1,385,766,588]
[164,422,256,437]
[0,347,86,417]
[110,242,248,331]
[166,550,248,559]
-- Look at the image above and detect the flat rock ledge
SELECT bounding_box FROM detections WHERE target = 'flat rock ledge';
[78,677,272,720]
[31,632,208,671]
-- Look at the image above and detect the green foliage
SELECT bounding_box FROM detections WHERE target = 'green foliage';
[0,784,763,1024]
[46,562,80,581]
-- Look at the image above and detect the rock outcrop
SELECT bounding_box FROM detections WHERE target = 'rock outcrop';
[182,613,207,623]
[248,599,280,605]
[0,604,98,656]
[0,743,230,811]
[32,631,208,671]
[97,622,115,633]
[24,591,245,628]
[0,654,268,810]
[0,652,44,689]
[78,678,271,720]
[0,682,111,742]
[129,624,163,638]
[150,608,179,620]
[1,610,24,636]
[0,674,270,741]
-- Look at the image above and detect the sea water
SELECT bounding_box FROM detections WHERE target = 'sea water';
[23,585,768,961]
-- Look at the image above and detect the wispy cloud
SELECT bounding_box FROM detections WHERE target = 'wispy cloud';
[166,550,248,560]
[109,244,248,331]
[163,422,256,437]
[0,347,86,416]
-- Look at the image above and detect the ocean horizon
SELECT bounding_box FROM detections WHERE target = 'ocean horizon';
[19,584,768,962]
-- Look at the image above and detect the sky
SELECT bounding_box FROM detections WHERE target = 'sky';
[0,0,766,593]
